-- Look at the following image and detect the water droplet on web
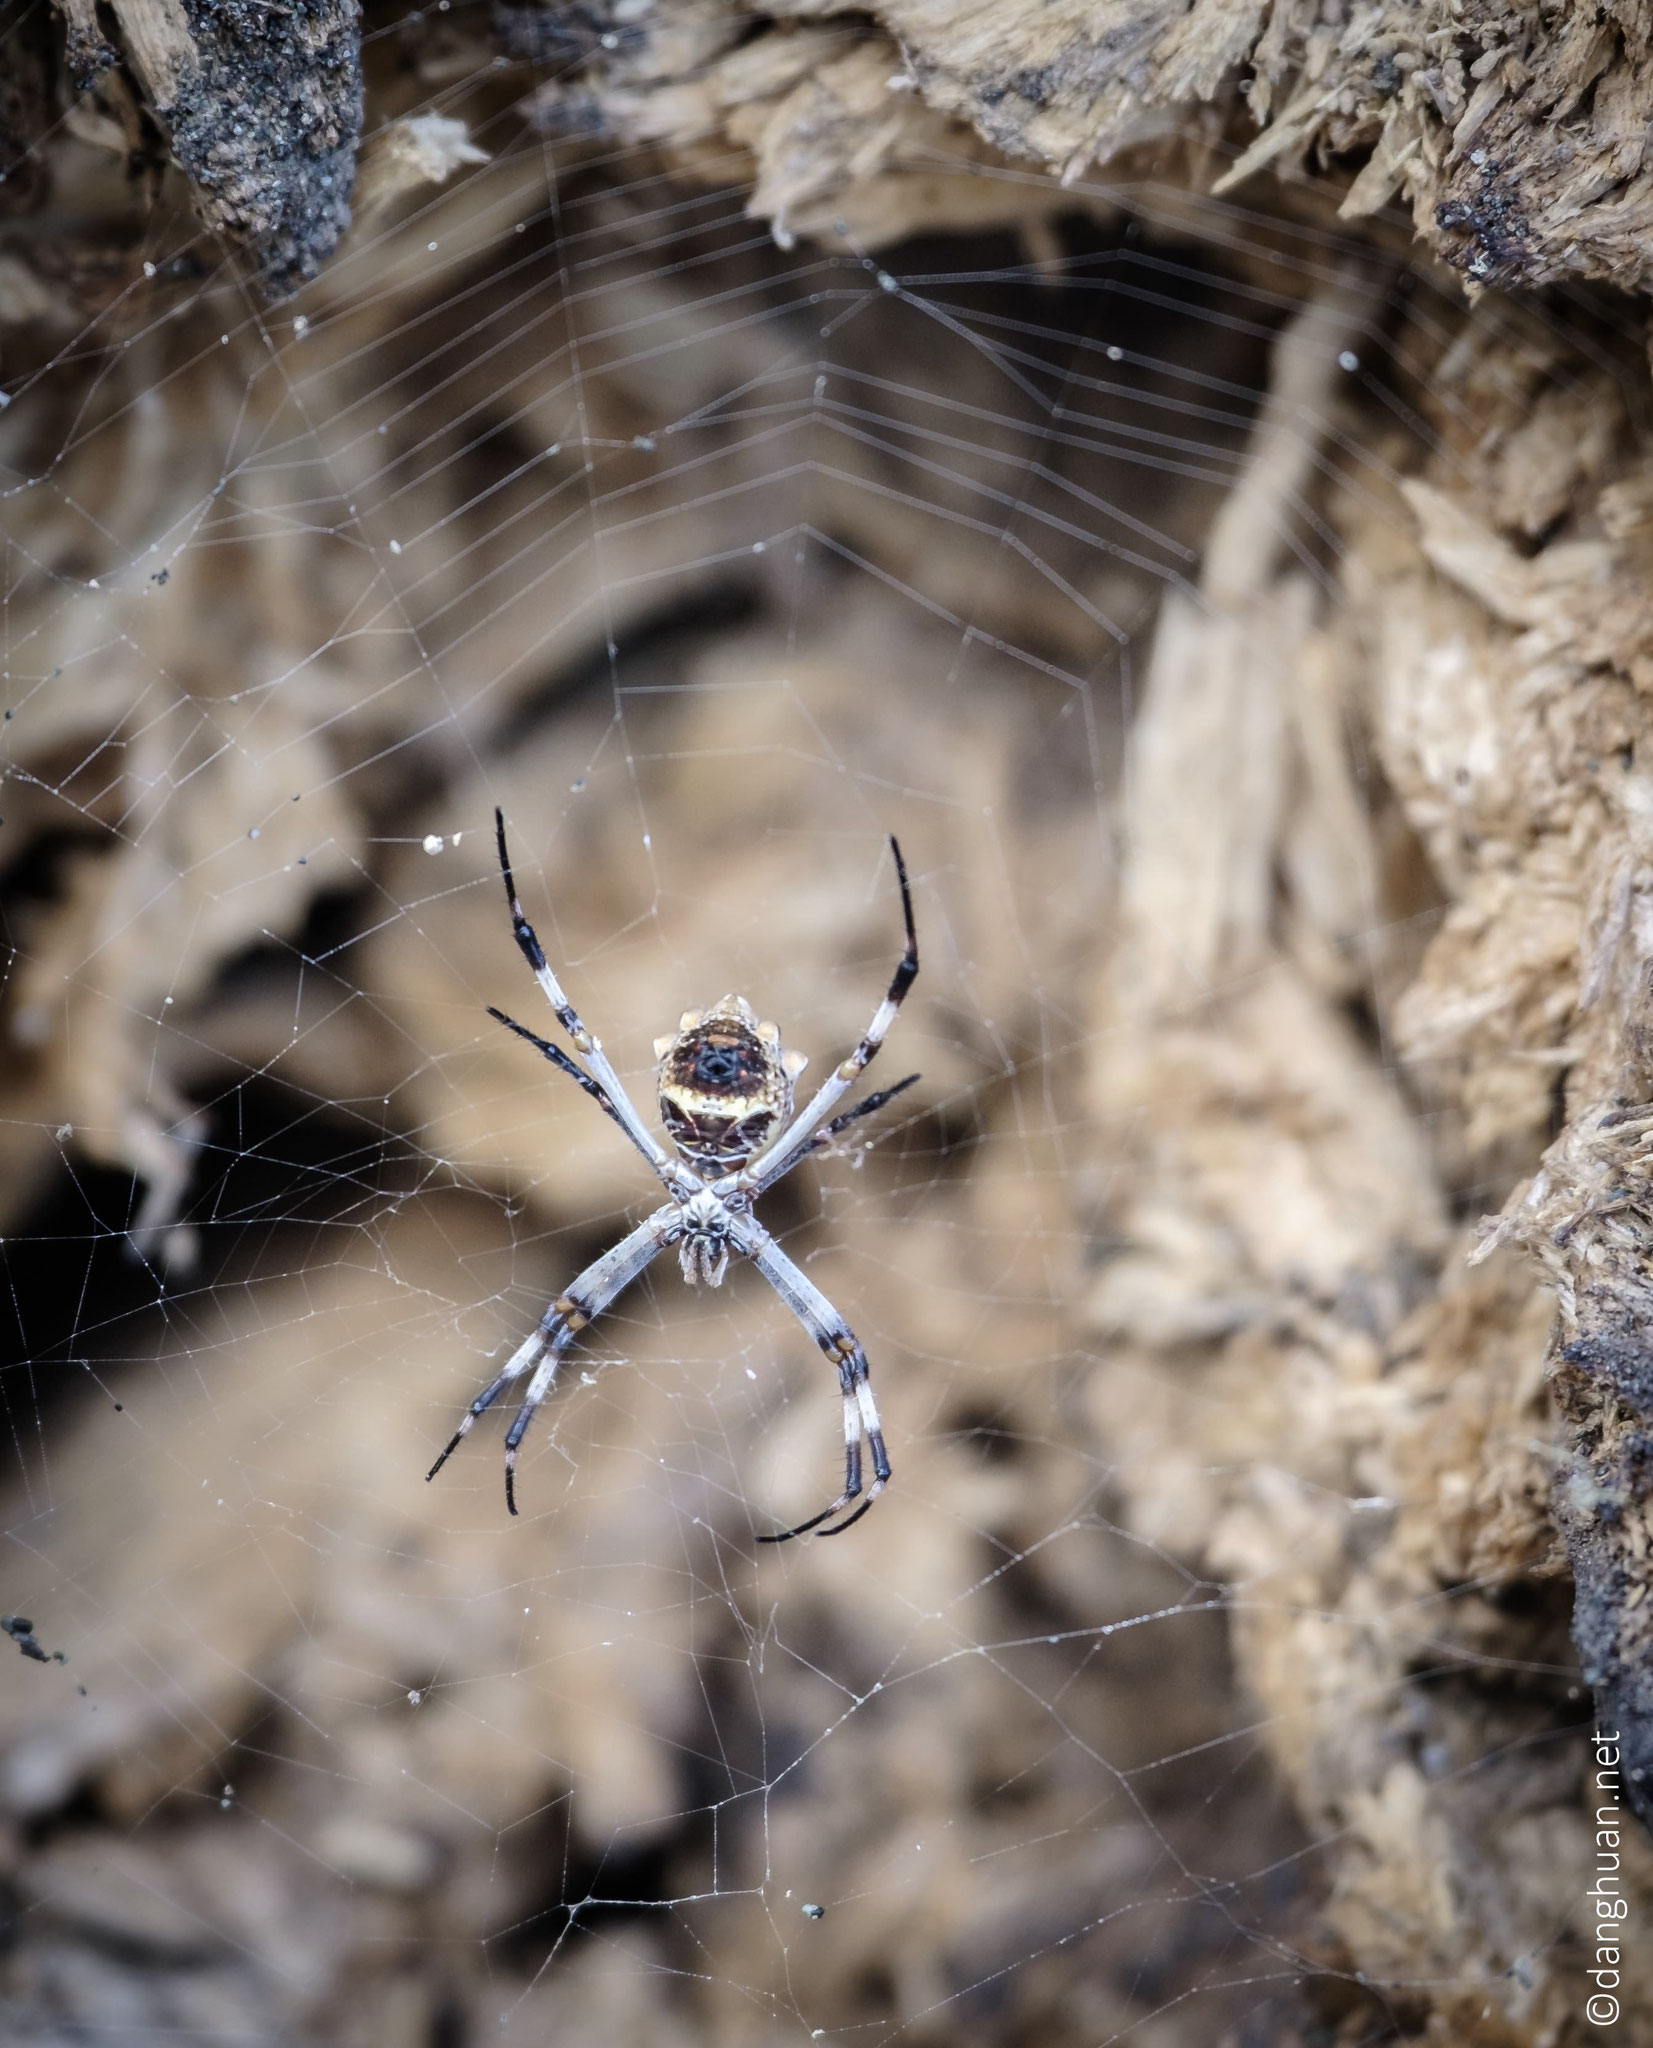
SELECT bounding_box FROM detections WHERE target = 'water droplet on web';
[408,1690,422,1706]
[423,834,444,854]
[1339,350,1360,372]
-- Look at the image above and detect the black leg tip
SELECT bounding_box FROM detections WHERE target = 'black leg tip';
[816,1495,876,1538]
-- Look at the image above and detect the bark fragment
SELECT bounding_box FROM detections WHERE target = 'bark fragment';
[50,0,363,295]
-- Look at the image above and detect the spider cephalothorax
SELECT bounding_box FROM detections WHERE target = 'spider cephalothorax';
[654,995,809,1179]
[428,810,919,1539]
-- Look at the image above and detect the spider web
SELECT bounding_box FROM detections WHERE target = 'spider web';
[0,12,1603,2043]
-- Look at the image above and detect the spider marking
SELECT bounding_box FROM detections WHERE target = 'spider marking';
[426,810,919,1539]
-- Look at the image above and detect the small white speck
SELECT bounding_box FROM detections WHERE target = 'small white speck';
[633,434,656,451]
[876,271,897,292]
[746,1367,757,1380]
[292,315,309,339]
[423,833,444,854]
[1106,344,1123,362]
[55,1124,72,1142]
[600,29,619,46]
[427,241,438,252]
[143,261,156,278]
[408,1690,422,1705]
[388,538,401,555]
[163,996,173,1007]
[752,540,766,553]
[1338,350,1360,372]
[248,827,260,841]
[220,334,229,346]
[87,578,98,590]
[642,832,652,850]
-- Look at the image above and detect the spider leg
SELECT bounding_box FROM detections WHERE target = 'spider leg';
[427,1204,680,1512]
[494,809,694,1196]
[715,1078,921,1212]
[424,1331,543,1482]
[762,1072,920,1190]
[486,1006,629,1134]
[736,1222,892,1544]
[738,837,917,1196]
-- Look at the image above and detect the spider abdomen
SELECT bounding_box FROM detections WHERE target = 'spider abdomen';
[655,993,802,1174]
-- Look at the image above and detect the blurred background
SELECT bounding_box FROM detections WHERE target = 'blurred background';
[0,3,1640,2042]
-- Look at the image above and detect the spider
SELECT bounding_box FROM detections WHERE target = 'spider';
[426,809,920,1539]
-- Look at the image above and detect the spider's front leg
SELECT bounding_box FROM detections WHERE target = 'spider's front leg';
[731,1219,891,1541]
[427,1204,680,1514]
